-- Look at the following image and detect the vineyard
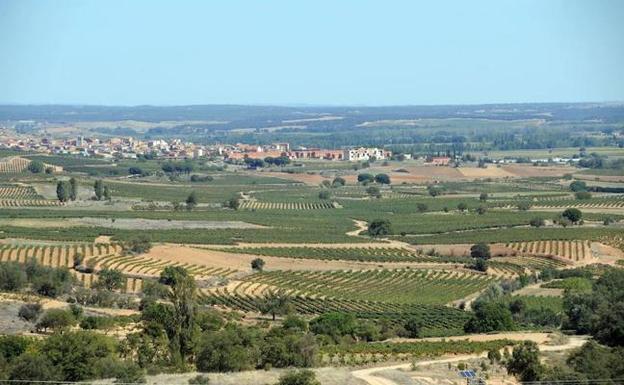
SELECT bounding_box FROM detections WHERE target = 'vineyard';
[238,200,340,210]
[0,185,62,207]
[215,246,469,263]
[199,290,471,336]
[0,157,31,173]
[202,268,496,306]
[503,240,594,262]
[319,339,516,365]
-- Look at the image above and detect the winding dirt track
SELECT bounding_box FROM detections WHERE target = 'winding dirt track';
[351,333,588,385]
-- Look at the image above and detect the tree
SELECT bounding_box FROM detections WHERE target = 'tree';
[368,219,391,237]
[158,266,197,363]
[0,262,27,291]
[332,177,346,187]
[69,177,78,201]
[470,243,491,259]
[251,258,265,271]
[427,185,442,197]
[94,180,104,201]
[366,186,381,198]
[42,331,116,381]
[226,195,240,210]
[35,309,76,333]
[562,208,582,223]
[457,202,468,212]
[374,173,391,184]
[404,317,422,338]
[103,186,111,201]
[465,302,514,333]
[56,181,70,202]
[260,291,292,321]
[569,180,587,192]
[479,192,488,201]
[506,341,543,381]
[530,217,545,227]
[318,190,331,200]
[27,160,45,173]
[277,369,321,385]
[575,191,592,200]
[309,312,357,340]
[8,353,62,383]
[517,201,531,211]
[472,258,489,272]
[186,191,198,210]
[96,268,125,291]
[416,203,428,212]
[124,236,152,254]
[357,173,374,184]
[18,303,43,322]
[128,166,143,175]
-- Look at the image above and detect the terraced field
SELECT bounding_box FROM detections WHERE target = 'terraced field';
[89,253,238,278]
[203,268,496,306]
[0,185,42,199]
[238,200,340,210]
[215,246,469,263]
[504,240,594,262]
[0,157,31,173]
[199,289,471,336]
[0,185,61,207]
[0,242,121,267]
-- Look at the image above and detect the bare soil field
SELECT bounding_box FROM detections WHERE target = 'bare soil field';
[145,244,466,273]
[458,166,515,178]
[501,164,577,177]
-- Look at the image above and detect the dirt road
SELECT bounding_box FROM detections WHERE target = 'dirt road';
[351,333,588,385]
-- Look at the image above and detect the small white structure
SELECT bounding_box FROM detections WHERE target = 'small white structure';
[344,147,389,161]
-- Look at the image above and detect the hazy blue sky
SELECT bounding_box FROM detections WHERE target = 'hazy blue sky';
[1,0,623,106]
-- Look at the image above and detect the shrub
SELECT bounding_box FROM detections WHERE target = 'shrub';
[189,375,210,385]
[416,203,428,212]
[35,309,76,332]
[366,186,381,198]
[18,303,43,322]
[251,258,266,271]
[569,180,587,192]
[374,173,391,184]
[332,177,346,187]
[529,217,545,227]
[470,243,491,259]
[357,173,374,183]
[0,262,27,291]
[562,208,582,223]
[318,190,331,200]
[27,160,45,173]
[575,191,592,200]
[457,202,468,212]
[517,201,531,211]
[479,193,488,201]
[277,369,320,385]
[368,219,392,237]
[476,206,487,215]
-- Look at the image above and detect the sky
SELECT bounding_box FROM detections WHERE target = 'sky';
[0,0,623,106]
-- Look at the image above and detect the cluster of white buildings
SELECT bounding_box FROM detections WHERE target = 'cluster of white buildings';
[0,134,391,163]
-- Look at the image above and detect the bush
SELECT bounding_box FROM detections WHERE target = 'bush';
[318,190,331,200]
[457,202,468,212]
[517,201,531,211]
[529,217,545,227]
[124,237,152,254]
[277,369,320,385]
[470,243,491,259]
[0,262,27,291]
[368,219,392,237]
[27,160,45,173]
[251,258,265,271]
[569,180,587,192]
[366,186,381,198]
[472,258,488,272]
[476,206,487,215]
[416,203,428,212]
[575,191,592,200]
[188,375,210,385]
[35,309,76,332]
[562,208,582,223]
[18,303,43,322]
[479,193,488,201]
[374,173,391,184]
[332,177,346,187]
